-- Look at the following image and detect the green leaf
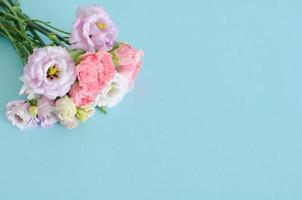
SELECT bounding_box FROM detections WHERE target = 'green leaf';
[98,106,107,115]
[109,42,120,53]
[70,49,85,64]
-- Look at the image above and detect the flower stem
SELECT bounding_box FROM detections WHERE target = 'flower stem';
[0,0,71,63]
[0,19,26,62]
[32,19,70,35]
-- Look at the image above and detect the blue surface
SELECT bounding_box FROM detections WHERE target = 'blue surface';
[1,0,302,199]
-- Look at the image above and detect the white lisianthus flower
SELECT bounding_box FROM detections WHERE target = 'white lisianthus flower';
[55,95,79,129]
[95,73,129,108]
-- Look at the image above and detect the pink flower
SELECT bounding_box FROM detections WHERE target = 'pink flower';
[77,50,115,93]
[69,82,95,107]
[20,46,76,99]
[70,5,118,52]
[69,50,115,107]
[6,100,38,130]
[114,43,144,87]
[37,97,58,128]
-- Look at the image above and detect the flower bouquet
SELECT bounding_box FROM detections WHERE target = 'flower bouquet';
[0,0,144,129]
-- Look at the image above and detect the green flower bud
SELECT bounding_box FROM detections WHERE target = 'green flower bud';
[76,108,89,122]
[76,105,96,122]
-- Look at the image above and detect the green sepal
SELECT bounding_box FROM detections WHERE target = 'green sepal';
[109,42,121,53]
[28,99,37,106]
[111,51,120,67]
[70,49,85,64]
[98,106,107,115]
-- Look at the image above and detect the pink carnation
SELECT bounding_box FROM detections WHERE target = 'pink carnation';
[77,51,115,93]
[70,50,115,106]
[115,43,144,87]
[69,82,95,107]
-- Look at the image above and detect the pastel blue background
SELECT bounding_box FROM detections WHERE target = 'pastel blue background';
[0,0,302,199]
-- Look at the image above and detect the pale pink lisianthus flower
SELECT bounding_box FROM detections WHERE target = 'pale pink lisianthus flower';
[37,97,58,128]
[6,100,38,130]
[69,5,118,52]
[20,46,76,100]
[114,43,144,88]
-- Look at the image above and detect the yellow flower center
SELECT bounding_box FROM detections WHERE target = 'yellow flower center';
[47,66,59,79]
[96,22,106,30]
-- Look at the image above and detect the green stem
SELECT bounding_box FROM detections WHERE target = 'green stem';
[1,0,24,34]
[0,0,72,63]
[32,19,70,35]
[34,22,70,44]
[27,27,45,46]
[0,12,35,54]
[0,10,26,25]
[0,19,25,62]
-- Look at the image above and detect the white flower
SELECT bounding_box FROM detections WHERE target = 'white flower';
[55,96,78,129]
[95,73,129,108]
